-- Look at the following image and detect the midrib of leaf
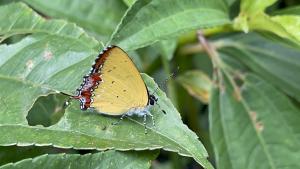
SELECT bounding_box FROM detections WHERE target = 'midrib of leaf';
[25,2,109,33]
[220,42,300,91]
[0,124,154,148]
[245,80,298,145]
[0,75,52,92]
[112,6,228,47]
[0,116,191,155]
[7,11,22,31]
[0,151,155,169]
[124,8,226,39]
[0,33,98,93]
[237,44,300,68]
[220,40,300,67]
[0,35,48,67]
[1,28,93,50]
[222,71,276,169]
[0,3,99,48]
[242,58,298,91]
[128,118,195,156]
[41,58,92,87]
[0,52,94,93]
[128,116,211,167]
[209,87,233,167]
[233,45,300,95]
[0,123,194,157]
[216,89,234,168]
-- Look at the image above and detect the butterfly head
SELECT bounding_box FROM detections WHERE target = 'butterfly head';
[149,94,158,106]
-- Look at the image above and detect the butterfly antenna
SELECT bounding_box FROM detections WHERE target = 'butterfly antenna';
[151,66,179,96]
[149,67,179,115]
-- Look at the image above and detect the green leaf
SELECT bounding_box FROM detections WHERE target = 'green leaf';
[0,3,212,168]
[22,0,127,42]
[156,39,177,61]
[0,44,212,165]
[110,0,230,51]
[210,73,300,169]
[226,0,238,6]
[240,0,277,14]
[0,3,99,49]
[273,5,300,15]
[176,70,212,103]
[0,150,157,169]
[123,0,137,7]
[219,33,300,102]
[270,15,300,41]
[233,0,300,44]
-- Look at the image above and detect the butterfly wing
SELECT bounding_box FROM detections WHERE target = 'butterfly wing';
[91,46,149,115]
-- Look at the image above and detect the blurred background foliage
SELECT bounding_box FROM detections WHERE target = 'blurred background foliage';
[0,0,300,169]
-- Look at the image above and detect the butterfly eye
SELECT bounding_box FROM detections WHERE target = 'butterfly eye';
[149,95,157,105]
[150,99,155,105]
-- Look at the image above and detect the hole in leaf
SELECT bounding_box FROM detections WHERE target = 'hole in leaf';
[27,94,67,127]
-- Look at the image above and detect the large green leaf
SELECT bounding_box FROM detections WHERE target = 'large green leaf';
[269,15,300,42]
[240,0,276,14]
[0,3,99,49]
[273,5,300,15]
[0,3,212,168]
[210,73,300,169]
[23,0,127,42]
[110,0,230,51]
[219,33,300,102]
[0,150,157,169]
[233,0,300,44]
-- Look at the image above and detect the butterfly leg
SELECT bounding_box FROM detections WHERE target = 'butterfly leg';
[148,112,155,127]
[143,114,148,134]
[112,114,127,125]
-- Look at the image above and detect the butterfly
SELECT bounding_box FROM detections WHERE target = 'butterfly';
[71,46,158,133]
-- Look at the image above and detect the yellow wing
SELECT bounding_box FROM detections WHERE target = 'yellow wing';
[91,46,149,115]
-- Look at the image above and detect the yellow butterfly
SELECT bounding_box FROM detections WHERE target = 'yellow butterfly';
[72,46,157,132]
